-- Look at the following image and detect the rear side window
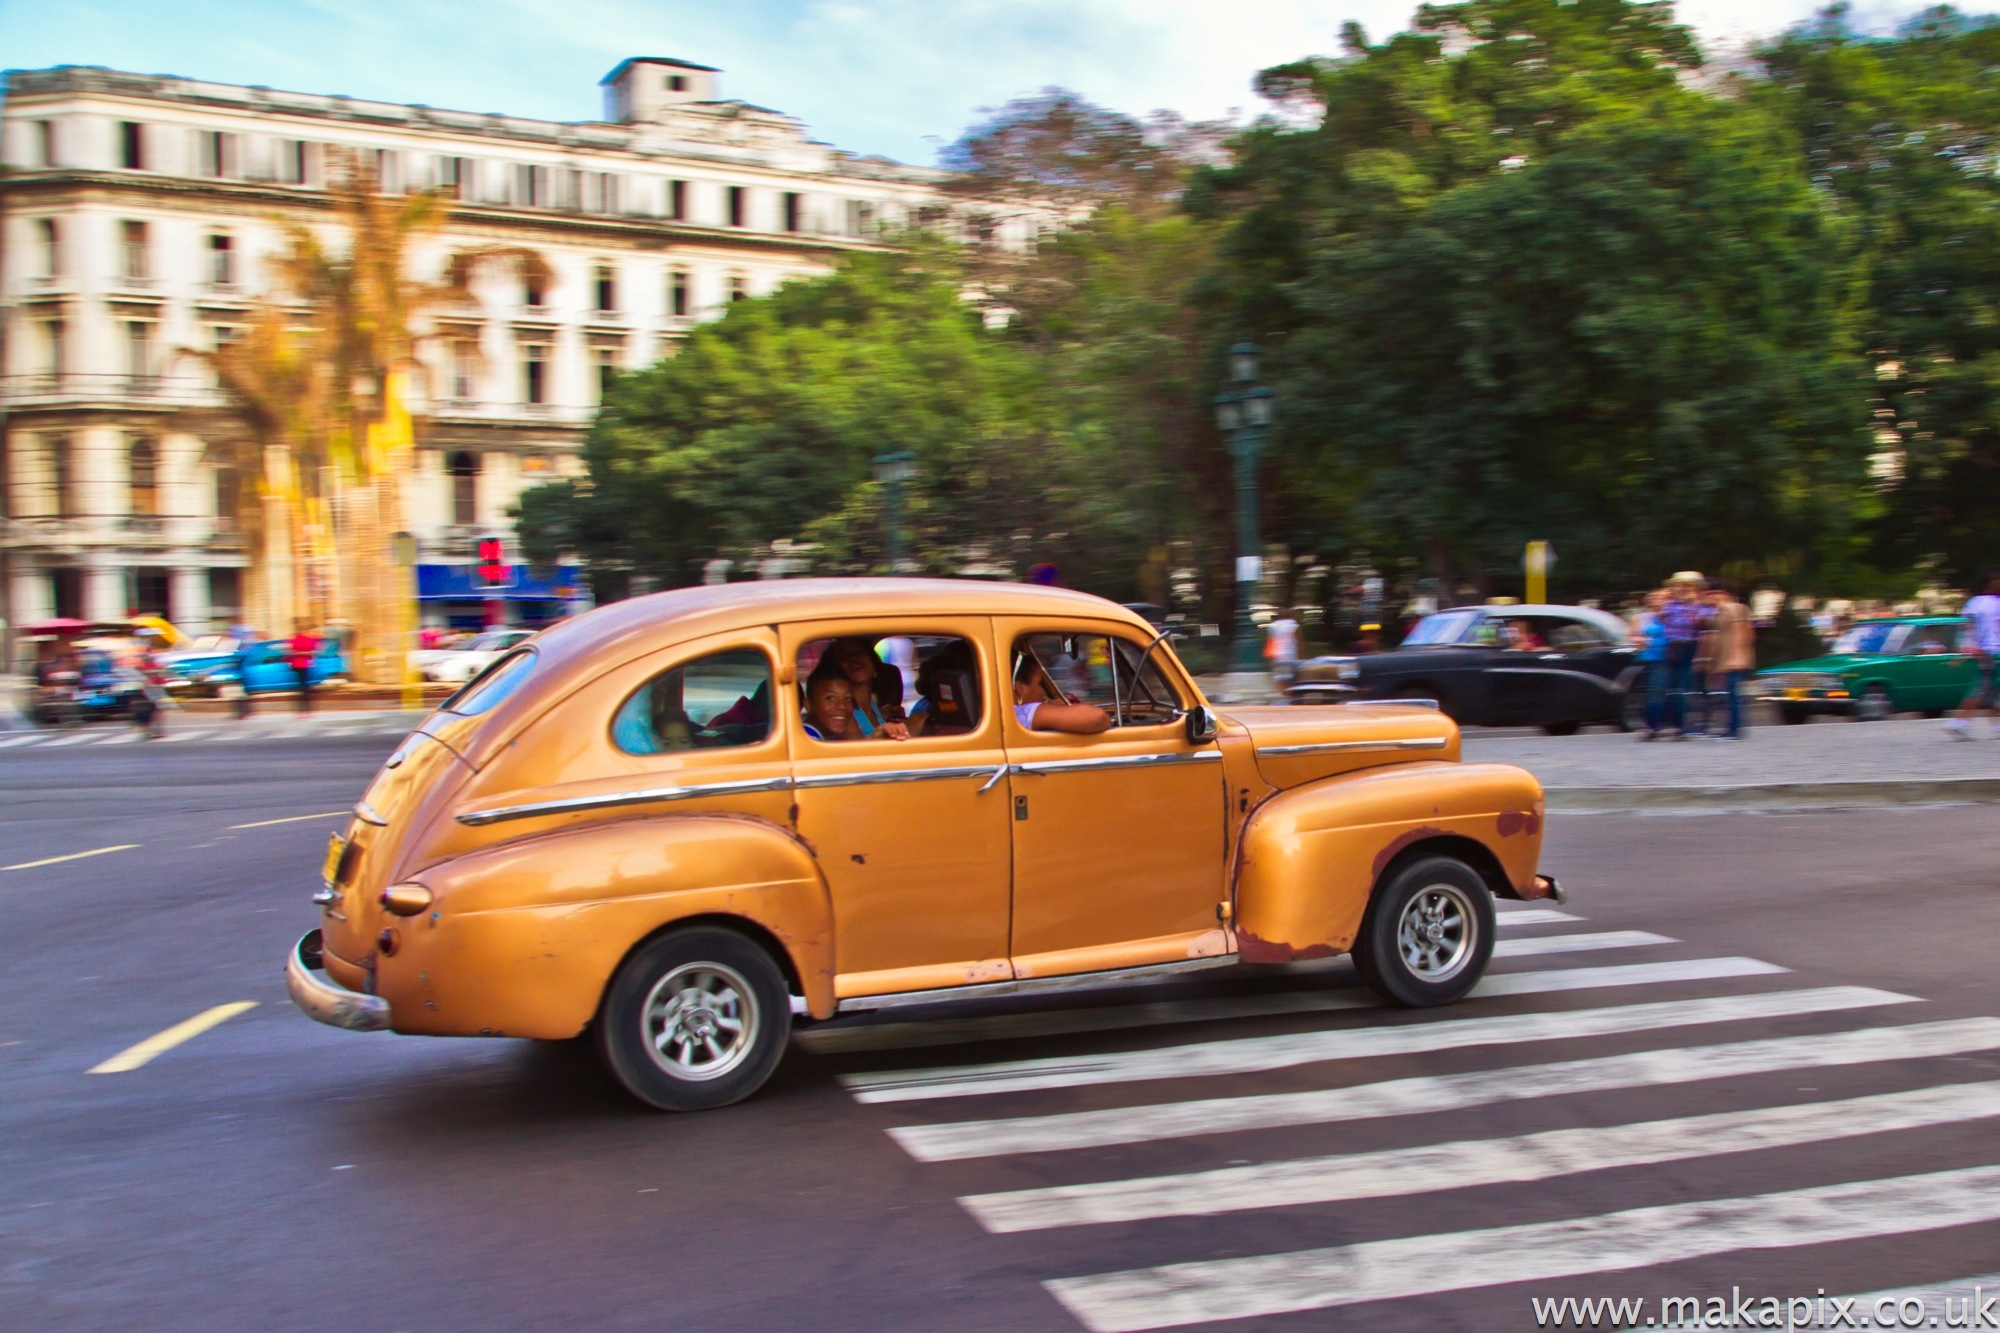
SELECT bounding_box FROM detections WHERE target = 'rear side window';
[443,647,535,716]
[614,647,772,754]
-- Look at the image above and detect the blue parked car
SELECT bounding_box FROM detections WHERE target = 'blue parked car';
[185,637,349,697]
[160,634,250,694]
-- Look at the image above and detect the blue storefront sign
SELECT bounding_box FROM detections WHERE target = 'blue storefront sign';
[416,564,585,602]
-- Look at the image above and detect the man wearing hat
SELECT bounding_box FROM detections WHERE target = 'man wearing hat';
[1656,572,1711,739]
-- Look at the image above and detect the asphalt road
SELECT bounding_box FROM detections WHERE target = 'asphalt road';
[5,734,2000,1332]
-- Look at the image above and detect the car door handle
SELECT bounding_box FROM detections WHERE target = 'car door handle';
[975,765,1007,794]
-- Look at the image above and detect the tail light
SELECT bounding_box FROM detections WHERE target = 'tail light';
[379,884,434,916]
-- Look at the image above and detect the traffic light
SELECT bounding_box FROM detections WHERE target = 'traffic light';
[476,536,507,587]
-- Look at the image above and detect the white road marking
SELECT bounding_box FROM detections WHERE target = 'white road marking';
[1493,908,1583,926]
[0,733,48,748]
[1043,1164,2000,1332]
[963,1078,2000,1232]
[1492,929,1675,958]
[37,731,100,747]
[228,811,349,830]
[803,956,1781,1058]
[843,986,1913,1104]
[87,1002,258,1074]
[886,1015,2000,1162]
[2,844,140,873]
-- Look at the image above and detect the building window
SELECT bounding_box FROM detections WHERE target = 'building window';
[847,200,874,235]
[670,269,690,317]
[209,568,242,618]
[783,192,802,233]
[34,119,57,168]
[43,319,67,381]
[668,179,686,220]
[594,264,616,313]
[215,466,240,522]
[514,163,549,208]
[126,321,155,384]
[52,434,75,518]
[277,139,311,185]
[120,121,145,170]
[523,267,545,308]
[437,155,467,200]
[197,129,237,178]
[522,344,548,404]
[449,451,480,525]
[728,185,746,228]
[129,438,158,517]
[561,167,582,210]
[35,218,59,278]
[450,339,476,400]
[598,172,620,214]
[595,346,619,400]
[667,74,688,92]
[121,220,150,281]
[208,233,235,286]
[51,569,84,621]
[727,274,747,303]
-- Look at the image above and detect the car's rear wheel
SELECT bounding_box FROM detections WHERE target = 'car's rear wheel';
[596,926,790,1112]
[1351,855,1496,1008]
[1542,721,1580,737]
[1858,684,1893,722]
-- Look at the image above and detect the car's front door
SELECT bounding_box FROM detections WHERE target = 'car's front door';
[996,619,1229,979]
[1899,621,1976,711]
[779,618,1016,1003]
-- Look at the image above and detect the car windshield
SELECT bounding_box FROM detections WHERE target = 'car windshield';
[1401,611,1483,646]
[179,634,236,654]
[464,631,513,651]
[1832,623,1898,655]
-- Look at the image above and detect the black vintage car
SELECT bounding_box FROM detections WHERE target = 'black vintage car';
[1289,604,1641,733]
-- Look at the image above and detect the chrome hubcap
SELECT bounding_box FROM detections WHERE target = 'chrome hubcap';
[642,963,757,1081]
[1396,884,1476,982]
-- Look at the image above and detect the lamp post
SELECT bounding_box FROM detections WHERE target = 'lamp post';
[873,451,916,574]
[1214,342,1274,672]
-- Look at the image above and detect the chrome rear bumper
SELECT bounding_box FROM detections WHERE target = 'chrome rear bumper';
[286,929,391,1032]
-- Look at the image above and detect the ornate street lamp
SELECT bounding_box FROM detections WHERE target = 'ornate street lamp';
[1214,342,1275,672]
[873,451,916,574]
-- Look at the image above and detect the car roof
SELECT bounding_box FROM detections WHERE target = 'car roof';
[1439,603,1630,641]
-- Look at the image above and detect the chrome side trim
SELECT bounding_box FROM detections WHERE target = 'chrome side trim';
[455,776,794,826]
[352,800,388,826]
[836,955,1239,1014]
[1010,749,1223,777]
[793,764,1005,791]
[1257,736,1449,757]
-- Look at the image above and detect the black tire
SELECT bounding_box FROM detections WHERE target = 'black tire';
[1351,855,1497,1008]
[1542,721,1580,737]
[596,926,791,1112]
[1398,685,1450,721]
[1779,704,1811,726]
[1617,687,1645,733]
[1924,708,1946,720]
[1858,684,1893,722]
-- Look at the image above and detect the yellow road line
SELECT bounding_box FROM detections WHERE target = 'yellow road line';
[228,811,347,830]
[2,844,139,872]
[88,1002,258,1074]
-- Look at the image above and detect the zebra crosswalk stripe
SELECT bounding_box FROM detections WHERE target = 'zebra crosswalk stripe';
[1492,907,1583,926]
[1043,1163,2000,1332]
[886,1015,2000,1162]
[1491,928,1673,958]
[844,985,1914,1104]
[962,1077,2000,1233]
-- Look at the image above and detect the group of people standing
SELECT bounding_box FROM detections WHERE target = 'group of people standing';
[1628,573,1755,741]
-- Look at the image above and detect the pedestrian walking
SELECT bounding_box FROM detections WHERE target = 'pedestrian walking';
[1265,614,1300,686]
[1657,572,1709,740]
[289,620,319,718]
[1945,571,2000,740]
[1702,580,1755,740]
[1628,589,1669,739]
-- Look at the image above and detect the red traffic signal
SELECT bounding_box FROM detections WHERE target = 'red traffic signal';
[476,537,507,586]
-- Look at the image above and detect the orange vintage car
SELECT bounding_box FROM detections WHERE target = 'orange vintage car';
[288,579,1560,1110]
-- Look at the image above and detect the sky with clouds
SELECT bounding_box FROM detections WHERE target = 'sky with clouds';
[4,0,1989,165]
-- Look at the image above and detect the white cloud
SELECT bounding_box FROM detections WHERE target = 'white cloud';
[3,0,1992,164]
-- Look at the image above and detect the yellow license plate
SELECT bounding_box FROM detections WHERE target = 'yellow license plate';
[1785,687,1807,699]
[322,832,348,886]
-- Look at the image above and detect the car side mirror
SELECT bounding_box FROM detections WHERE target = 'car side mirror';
[1185,704,1218,745]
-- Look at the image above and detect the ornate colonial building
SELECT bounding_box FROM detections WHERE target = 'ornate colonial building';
[1,56,996,642]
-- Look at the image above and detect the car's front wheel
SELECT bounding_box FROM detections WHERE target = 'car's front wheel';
[1779,704,1811,725]
[1350,855,1496,1008]
[597,927,791,1112]
[1857,684,1893,722]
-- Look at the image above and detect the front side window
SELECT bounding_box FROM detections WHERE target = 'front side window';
[1403,610,1482,645]
[1012,632,1184,729]
[614,648,773,755]
[1832,623,1896,655]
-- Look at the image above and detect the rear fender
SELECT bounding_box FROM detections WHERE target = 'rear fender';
[376,813,834,1037]
[1232,761,1545,963]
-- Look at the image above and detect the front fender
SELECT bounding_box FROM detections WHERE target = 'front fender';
[377,813,834,1037]
[1233,761,1545,964]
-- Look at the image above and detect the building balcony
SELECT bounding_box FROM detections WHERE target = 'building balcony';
[0,514,244,552]
[0,373,225,411]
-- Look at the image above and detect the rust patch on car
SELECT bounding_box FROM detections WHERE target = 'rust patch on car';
[1370,825,1450,877]
[1236,929,1338,964]
[1497,809,1542,838]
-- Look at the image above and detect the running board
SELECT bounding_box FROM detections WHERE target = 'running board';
[836,955,1243,1015]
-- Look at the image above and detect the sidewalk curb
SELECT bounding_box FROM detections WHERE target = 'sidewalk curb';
[1546,778,2000,812]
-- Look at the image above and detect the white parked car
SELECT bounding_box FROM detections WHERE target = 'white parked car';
[410,628,536,684]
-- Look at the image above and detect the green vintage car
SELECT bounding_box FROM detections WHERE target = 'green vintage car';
[1755,615,1975,724]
